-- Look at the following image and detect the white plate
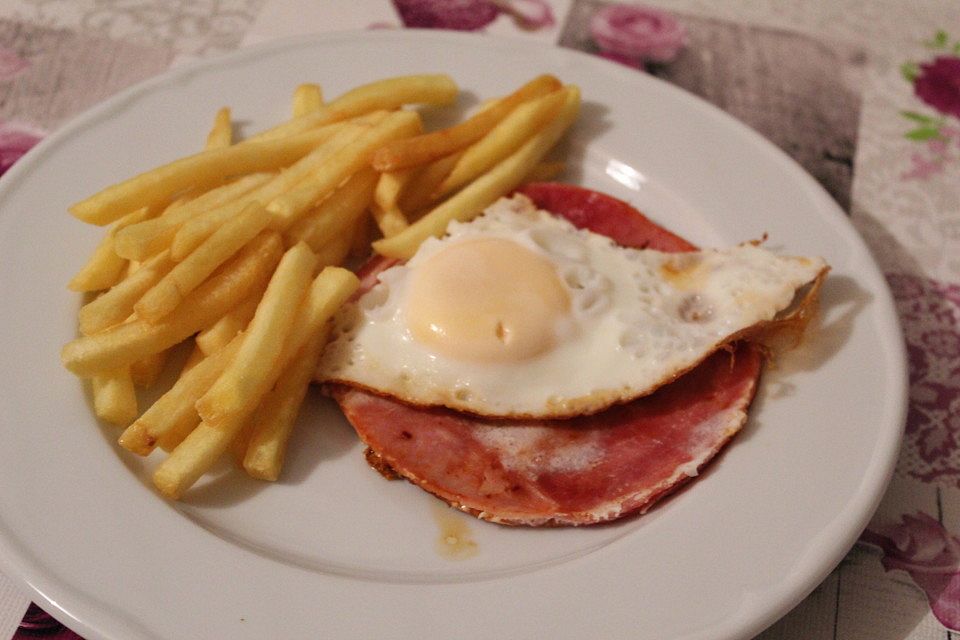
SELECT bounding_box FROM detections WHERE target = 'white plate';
[0,30,906,640]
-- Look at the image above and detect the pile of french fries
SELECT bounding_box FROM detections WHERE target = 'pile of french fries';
[60,73,580,499]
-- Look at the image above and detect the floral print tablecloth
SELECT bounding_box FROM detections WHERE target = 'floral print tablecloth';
[0,2,958,639]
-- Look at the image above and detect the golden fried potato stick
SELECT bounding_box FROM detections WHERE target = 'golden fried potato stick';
[374,168,415,211]
[282,166,378,252]
[437,88,566,197]
[243,326,330,480]
[371,74,561,171]
[135,202,271,322]
[61,231,283,377]
[397,151,463,215]
[246,263,357,407]
[196,243,318,426]
[277,267,359,371]
[266,110,422,230]
[373,86,580,260]
[313,231,354,268]
[171,118,381,259]
[68,206,154,292]
[153,413,249,499]
[118,336,242,456]
[179,341,206,376]
[154,266,358,496]
[70,125,347,226]
[92,367,138,426]
[157,417,199,453]
[292,83,323,117]
[371,204,409,238]
[78,250,175,335]
[230,264,358,464]
[371,169,416,237]
[251,74,457,142]
[113,172,275,261]
[129,348,169,388]
[205,107,233,149]
[195,282,265,355]
[67,234,128,293]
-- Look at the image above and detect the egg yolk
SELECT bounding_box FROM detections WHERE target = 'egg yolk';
[405,237,570,363]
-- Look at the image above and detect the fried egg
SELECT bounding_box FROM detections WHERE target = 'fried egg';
[318,195,827,419]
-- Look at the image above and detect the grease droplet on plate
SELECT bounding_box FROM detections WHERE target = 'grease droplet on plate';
[432,502,479,560]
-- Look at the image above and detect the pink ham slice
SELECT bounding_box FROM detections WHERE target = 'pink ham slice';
[329,183,764,526]
[332,346,760,525]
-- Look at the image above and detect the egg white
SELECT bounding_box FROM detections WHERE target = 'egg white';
[318,195,827,419]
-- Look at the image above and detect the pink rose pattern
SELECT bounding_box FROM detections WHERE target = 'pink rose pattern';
[588,3,686,70]
[0,48,41,177]
[901,125,960,180]
[861,512,960,631]
[915,55,960,120]
[887,273,960,487]
[388,0,554,31]
[0,120,44,177]
[14,603,82,639]
[899,30,960,180]
[0,46,29,81]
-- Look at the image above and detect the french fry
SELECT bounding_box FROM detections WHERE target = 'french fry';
[266,110,422,229]
[67,233,127,292]
[374,168,415,212]
[157,417,199,453]
[118,335,242,456]
[129,349,169,388]
[68,206,154,292]
[243,326,330,480]
[114,172,274,261]
[283,166,378,252]
[153,413,251,499]
[371,74,562,171]
[229,265,356,464]
[78,250,175,335]
[195,283,265,355]
[292,83,323,117]
[69,125,348,226]
[172,118,380,259]
[160,172,273,225]
[135,202,271,322]
[437,88,566,197]
[397,151,463,215]
[179,342,207,376]
[91,367,138,426]
[205,107,232,149]
[314,230,354,268]
[195,243,318,426]
[371,205,409,238]
[371,169,416,237]
[62,231,283,377]
[154,265,358,496]
[251,74,457,142]
[373,85,580,260]
[278,266,359,369]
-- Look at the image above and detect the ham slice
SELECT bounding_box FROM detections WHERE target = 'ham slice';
[328,183,765,526]
[332,345,760,525]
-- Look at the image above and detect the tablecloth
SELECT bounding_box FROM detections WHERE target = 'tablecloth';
[0,1,958,638]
